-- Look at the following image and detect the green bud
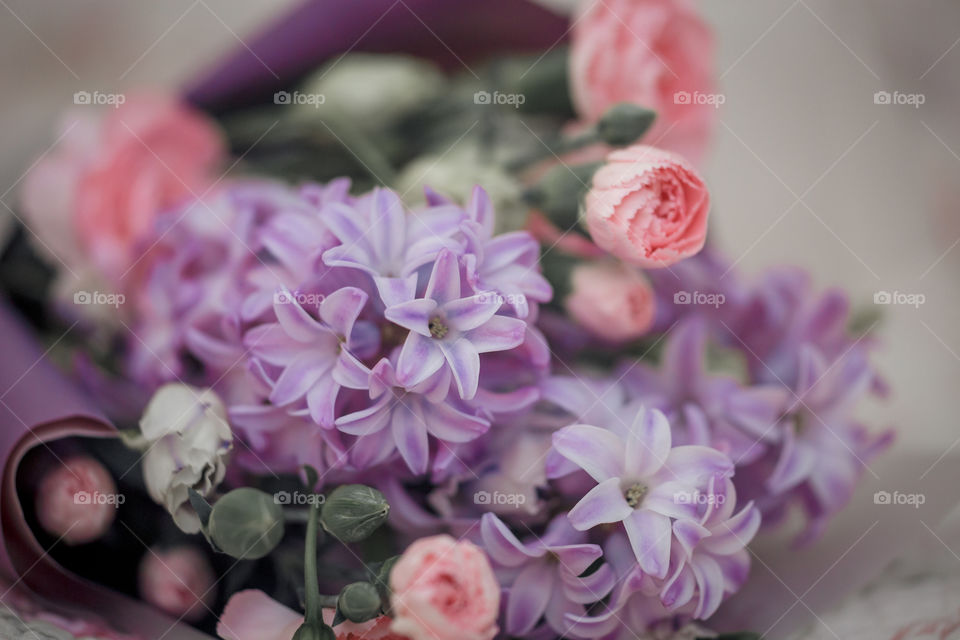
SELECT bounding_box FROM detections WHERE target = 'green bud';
[292,622,336,640]
[319,484,390,543]
[208,488,285,559]
[596,103,657,146]
[338,582,382,623]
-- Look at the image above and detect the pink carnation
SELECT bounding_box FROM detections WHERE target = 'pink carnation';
[389,535,499,640]
[585,145,710,268]
[20,93,225,278]
[569,0,716,164]
[565,260,656,341]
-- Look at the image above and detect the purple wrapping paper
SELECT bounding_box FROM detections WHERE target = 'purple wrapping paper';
[0,301,212,639]
[185,0,569,111]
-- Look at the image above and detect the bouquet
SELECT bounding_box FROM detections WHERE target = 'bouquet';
[1,0,899,638]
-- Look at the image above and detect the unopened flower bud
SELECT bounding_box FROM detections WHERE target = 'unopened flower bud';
[319,485,389,543]
[596,102,657,146]
[208,488,284,559]
[35,456,117,545]
[292,622,336,640]
[338,582,382,623]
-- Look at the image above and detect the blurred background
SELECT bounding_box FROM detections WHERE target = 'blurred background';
[1,1,958,637]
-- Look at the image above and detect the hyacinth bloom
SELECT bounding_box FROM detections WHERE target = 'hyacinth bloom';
[460,186,552,318]
[480,513,615,637]
[759,344,893,541]
[621,317,787,464]
[336,358,489,474]
[660,476,759,619]
[551,407,734,579]
[245,287,373,427]
[385,249,526,399]
[322,187,464,306]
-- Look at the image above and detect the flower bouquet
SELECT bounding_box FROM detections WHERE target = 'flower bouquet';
[0,0,913,639]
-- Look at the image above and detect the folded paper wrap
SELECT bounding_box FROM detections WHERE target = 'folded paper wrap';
[0,301,212,639]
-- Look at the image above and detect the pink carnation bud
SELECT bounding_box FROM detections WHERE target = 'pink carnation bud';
[35,455,117,545]
[565,260,656,342]
[585,145,710,268]
[138,546,215,622]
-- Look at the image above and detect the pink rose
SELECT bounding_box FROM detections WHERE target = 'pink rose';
[569,0,716,164]
[34,455,117,545]
[20,93,225,278]
[565,260,656,341]
[389,535,499,640]
[585,145,710,268]
[217,590,406,640]
[138,546,215,622]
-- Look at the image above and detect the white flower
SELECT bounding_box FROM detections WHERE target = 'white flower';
[300,53,444,129]
[139,384,232,533]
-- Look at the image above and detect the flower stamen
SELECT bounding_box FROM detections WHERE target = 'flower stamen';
[624,483,648,508]
[428,316,449,339]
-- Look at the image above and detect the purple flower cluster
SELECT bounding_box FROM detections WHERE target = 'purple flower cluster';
[125,180,550,480]
[119,179,890,637]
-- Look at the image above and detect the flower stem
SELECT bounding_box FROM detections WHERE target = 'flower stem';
[303,498,321,626]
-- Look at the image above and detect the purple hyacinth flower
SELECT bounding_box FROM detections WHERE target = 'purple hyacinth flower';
[461,186,552,318]
[620,317,788,464]
[385,248,526,400]
[552,407,734,579]
[480,513,615,637]
[321,188,464,307]
[335,357,489,474]
[244,286,374,428]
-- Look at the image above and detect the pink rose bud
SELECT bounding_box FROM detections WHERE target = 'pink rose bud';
[35,455,117,545]
[585,145,710,268]
[138,546,215,622]
[389,535,499,640]
[565,261,655,342]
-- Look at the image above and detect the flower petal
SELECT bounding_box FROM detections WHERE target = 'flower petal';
[396,332,445,388]
[318,286,367,338]
[623,509,672,579]
[385,298,437,337]
[624,407,672,479]
[425,248,461,305]
[551,425,625,483]
[506,560,554,636]
[567,478,632,530]
[464,316,526,353]
[391,401,430,474]
[480,513,536,567]
[443,294,501,332]
[423,399,488,442]
[439,338,480,400]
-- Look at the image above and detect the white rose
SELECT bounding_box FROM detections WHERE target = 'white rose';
[139,384,232,533]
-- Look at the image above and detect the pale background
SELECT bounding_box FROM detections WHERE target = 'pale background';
[1,1,958,638]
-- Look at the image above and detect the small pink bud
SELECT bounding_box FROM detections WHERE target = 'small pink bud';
[35,455,117,545]
[138,546,216,622]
